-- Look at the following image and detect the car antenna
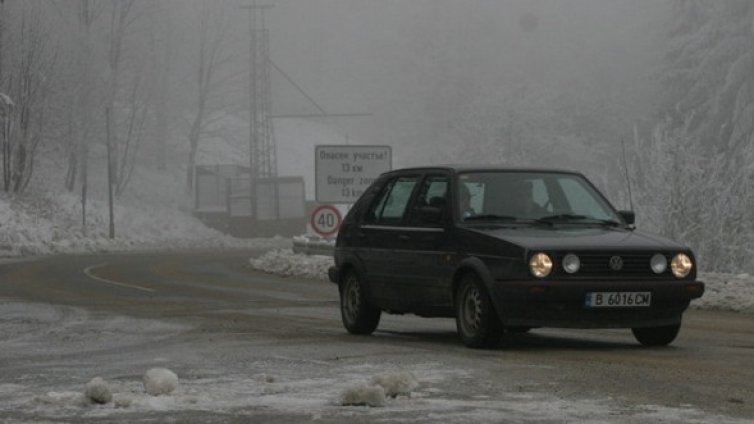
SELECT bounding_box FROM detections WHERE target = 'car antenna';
[620,137,634,212]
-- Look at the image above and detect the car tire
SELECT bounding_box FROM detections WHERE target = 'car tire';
[455,273,502,348]
[631,323,681,346]
[340,271,381,335]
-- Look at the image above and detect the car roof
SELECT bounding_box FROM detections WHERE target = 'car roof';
[379,164,584,177]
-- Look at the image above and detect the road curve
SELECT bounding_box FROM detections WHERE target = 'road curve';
[0,251,752,423]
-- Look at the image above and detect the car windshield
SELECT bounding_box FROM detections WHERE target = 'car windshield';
[457,171,622,225]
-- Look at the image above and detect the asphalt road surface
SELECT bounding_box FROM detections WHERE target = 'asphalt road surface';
[0,251,752,423]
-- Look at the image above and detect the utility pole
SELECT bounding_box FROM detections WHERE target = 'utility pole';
[241,1,277,220]
[105,107,115,239]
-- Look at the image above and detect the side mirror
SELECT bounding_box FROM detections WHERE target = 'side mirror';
[618,210,635,225]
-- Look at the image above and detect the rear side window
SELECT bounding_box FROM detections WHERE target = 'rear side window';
[365,175,418,224]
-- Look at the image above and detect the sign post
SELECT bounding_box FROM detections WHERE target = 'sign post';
[315,145,392,204]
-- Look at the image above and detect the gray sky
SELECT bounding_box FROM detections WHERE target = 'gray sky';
[261,0,668,164]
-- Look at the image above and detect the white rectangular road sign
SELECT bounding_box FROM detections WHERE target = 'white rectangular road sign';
[315,145,392,203]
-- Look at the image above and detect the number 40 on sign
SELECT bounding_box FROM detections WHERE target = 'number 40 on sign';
[310,205,342,237]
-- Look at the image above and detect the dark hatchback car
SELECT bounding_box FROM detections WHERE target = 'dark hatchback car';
[328,166,705,348]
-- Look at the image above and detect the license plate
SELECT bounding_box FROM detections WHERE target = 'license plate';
[585,292,651,308]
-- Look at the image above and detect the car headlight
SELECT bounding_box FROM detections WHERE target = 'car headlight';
[562,253,580,274]
[650,254,667,274]
[671,253,693,278]
[529,252,553,278]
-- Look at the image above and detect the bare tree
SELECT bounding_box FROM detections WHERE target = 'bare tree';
[0,2,55,194]
[64,0,104,231]
[104,0,150,196]
[185,4,232,191]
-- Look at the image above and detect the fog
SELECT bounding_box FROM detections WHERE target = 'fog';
[266,1,664,165]
[0,0,752,272]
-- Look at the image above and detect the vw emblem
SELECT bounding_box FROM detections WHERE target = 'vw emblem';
[609,256,624,271]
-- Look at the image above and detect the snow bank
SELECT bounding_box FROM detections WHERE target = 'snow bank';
[249,249,332,280]
[692,273,754,314]
[0,192,291,257]
[143,368,179,396]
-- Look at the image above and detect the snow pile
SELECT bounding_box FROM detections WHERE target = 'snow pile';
[0,191,291,258]
[249,249,332,280]
[34,391,89,408]
[370,372,419,398]
[143,368,179,396]
[85,377,112,404]
[340,371,420,407]
[340,384,385,407]
[693,273,754,313]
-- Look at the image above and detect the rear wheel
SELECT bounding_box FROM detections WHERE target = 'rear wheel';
[340,271,381,335]
[632,323,681,346]
[455,273,502,348]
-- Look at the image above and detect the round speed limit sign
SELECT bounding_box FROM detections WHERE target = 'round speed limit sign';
[310,205,342,237]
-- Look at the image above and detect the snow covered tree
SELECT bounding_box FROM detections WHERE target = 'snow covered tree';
[637,0,754,271]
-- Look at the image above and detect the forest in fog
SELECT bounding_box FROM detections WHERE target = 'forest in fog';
[0,0,752,272]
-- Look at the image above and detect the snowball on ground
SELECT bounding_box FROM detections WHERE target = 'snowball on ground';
[85,377,112,404]
[340,384,385,407]
[143,368,179,396]
[370,372,419,398]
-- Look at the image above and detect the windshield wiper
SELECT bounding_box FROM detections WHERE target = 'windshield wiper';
[464,214,518,222]
[536,214,588,222]
[536,214,623,227]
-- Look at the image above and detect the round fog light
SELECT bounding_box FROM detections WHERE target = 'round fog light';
[529,253,553,278]
[650,254,667,274]
[671,253,693,278]
[562,253,580,274]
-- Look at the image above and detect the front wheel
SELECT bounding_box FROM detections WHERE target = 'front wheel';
[340,272,381,335]
[632,323,681,346]
[455,273,502,348]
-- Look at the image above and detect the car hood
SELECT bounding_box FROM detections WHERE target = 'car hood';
[465,226,687,251]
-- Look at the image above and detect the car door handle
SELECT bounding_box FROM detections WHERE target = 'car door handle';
[398,234,410,241]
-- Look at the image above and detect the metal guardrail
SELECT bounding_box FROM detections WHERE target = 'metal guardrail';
[292,235,335,256]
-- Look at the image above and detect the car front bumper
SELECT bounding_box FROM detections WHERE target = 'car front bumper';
[492,279,705,329]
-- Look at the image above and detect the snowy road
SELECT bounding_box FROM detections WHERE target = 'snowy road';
[0,251,752,423]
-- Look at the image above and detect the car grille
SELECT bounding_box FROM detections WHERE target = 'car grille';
[553,252,672,279]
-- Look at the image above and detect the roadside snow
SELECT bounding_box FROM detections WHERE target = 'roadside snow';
[692,273,754,314]
[0,191,291,257]
[249,249,332,280]
[248,249,754,314]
